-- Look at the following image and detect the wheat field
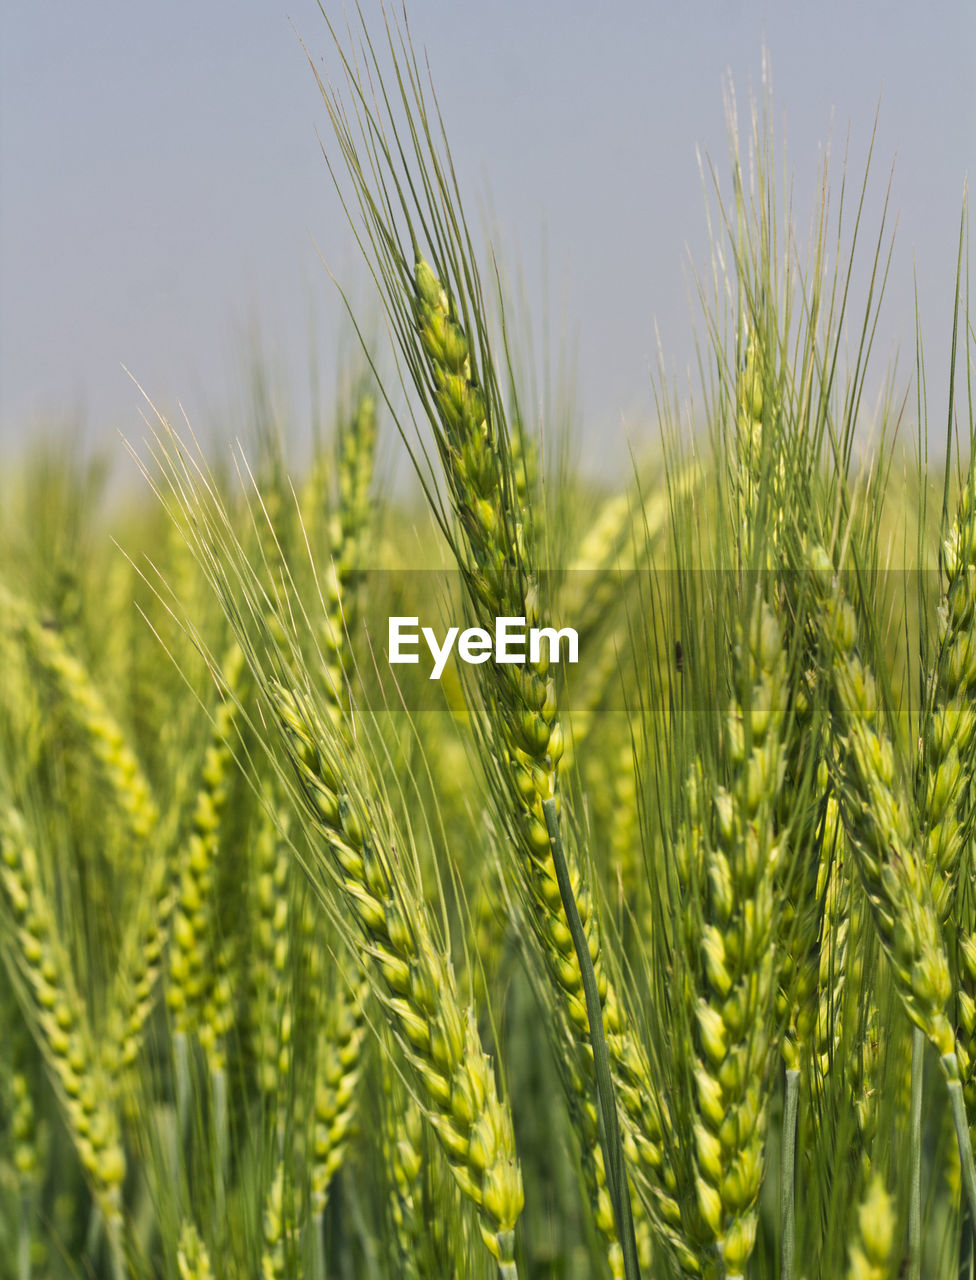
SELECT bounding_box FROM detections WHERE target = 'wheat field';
[0,10,973,1280]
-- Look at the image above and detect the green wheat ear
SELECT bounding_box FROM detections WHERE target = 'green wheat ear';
[923,449,976,1152]
[260,1160,297,1280]
[845,1175,896,1280]
[0,805,126,1248]
[414,255,698,1266]
[177,1221,216,1280]
[248,796,294,1097]
[807,544,955,1059]
[319,389,378,714]
[921,461,976,918]
[911,455,976,1124]
[673,600,787,1277]
[309,973,370,1219]
[271,680,523,1272]
[166,641,245,1068]
[382,1065,426,1280]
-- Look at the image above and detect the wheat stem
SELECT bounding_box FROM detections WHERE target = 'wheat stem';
[945,1054,976,1251]
[909,1028,924,1280]
[17,1188,31,1280]
[212,1062,228,1229]
[781,1066,799,1280]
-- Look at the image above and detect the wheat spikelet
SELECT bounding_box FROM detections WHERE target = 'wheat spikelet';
[539,992,630,1275]
[9,1065,39,1186]
[597,739,643,929]
[561,628,633,774]
[334,391,378,578]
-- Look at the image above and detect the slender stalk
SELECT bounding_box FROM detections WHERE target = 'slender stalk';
[314,1211,327,1280]
[542,798,640,1280]
[17,1190,31,1280]
[944,1053,976,1252]
[497,1250,518,1280]
[212,1065,227,1228]
[84,1209,124,1280]
[909,1028,924,1280]
[107,1220,125,1280]
[781,1067,800,1280]
[174,1030,190,1142]
[959,1201,974,1280]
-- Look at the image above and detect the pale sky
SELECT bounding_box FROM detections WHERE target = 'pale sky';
[1,2,973,475]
